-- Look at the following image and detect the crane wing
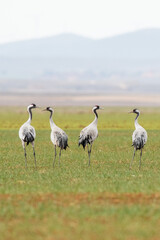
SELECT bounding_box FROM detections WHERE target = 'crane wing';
[132,128,147,150]
[19,125,36,145]
[51,128,68,150]
[79,127,98,149]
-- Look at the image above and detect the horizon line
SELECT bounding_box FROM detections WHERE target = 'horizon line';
[0,27,159,45]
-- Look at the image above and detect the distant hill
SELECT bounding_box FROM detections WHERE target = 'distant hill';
[1,29,160,59]
[0,29,160,94]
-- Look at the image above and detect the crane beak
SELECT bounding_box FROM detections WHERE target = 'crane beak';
[100,107,104,110]
[128,111,133,114]
[42,109,47,111]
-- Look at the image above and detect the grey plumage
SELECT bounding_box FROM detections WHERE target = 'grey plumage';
[19,103,38,168]
[24,131,34,145]
[53,131,68,150]
[79,105,102,166]
[132,132,146,150]
[129,109,147,169]
[79,129,97,150]
[43,107,68,167]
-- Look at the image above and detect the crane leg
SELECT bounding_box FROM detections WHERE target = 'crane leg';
[59,149,61,167]
[87,144,92,166]
[22,141,27,169]
[139,148,142,170]
[89,144,92,166]
[31,142,37,169]
[130,147,136,169]
[53,145,56,168]
[87,144,90,166]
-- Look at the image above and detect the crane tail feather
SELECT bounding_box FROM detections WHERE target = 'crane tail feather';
[24,132,34,146]
[78,136,89,150]
[132,136,145,150]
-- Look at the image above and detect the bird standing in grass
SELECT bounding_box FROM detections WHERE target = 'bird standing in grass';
[19,103,38,168]
[129,109,147,169]
[78,105,102,166]
[43,107,69,167]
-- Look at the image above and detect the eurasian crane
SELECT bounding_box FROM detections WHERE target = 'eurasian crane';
[78,105,102,166]
[43,107,69,167]
[129,109,147,169]
[19,103,38,168]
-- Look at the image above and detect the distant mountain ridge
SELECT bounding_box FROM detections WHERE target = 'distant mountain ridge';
[0,29,160,94]
[0,29,160,58]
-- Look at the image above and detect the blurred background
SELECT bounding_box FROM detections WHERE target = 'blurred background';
[0,0,160,106]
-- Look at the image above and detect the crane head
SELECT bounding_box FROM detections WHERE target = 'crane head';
[43,107,53,112]
[27,103,39,111]
[29,103,36,108]
[93,105,103,111]
[129,109,140,115]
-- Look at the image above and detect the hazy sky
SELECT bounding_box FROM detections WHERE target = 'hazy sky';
[0,0,160,43]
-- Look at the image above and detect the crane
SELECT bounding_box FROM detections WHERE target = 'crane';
[19,103,38,168]
[43,107,69,167]
[129,109,147,169]
[78,105,102,166]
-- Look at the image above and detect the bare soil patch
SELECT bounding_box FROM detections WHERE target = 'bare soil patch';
[1,193,160,206]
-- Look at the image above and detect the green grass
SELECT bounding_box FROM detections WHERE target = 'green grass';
[1,107,160,240]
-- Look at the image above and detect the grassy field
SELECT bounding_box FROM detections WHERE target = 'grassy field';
[1,106,160,240]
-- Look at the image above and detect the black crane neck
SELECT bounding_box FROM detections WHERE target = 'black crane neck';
[28,107,32,121]
[93,109,98,118]
[49,110,53,119]
[135,112,139,121]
